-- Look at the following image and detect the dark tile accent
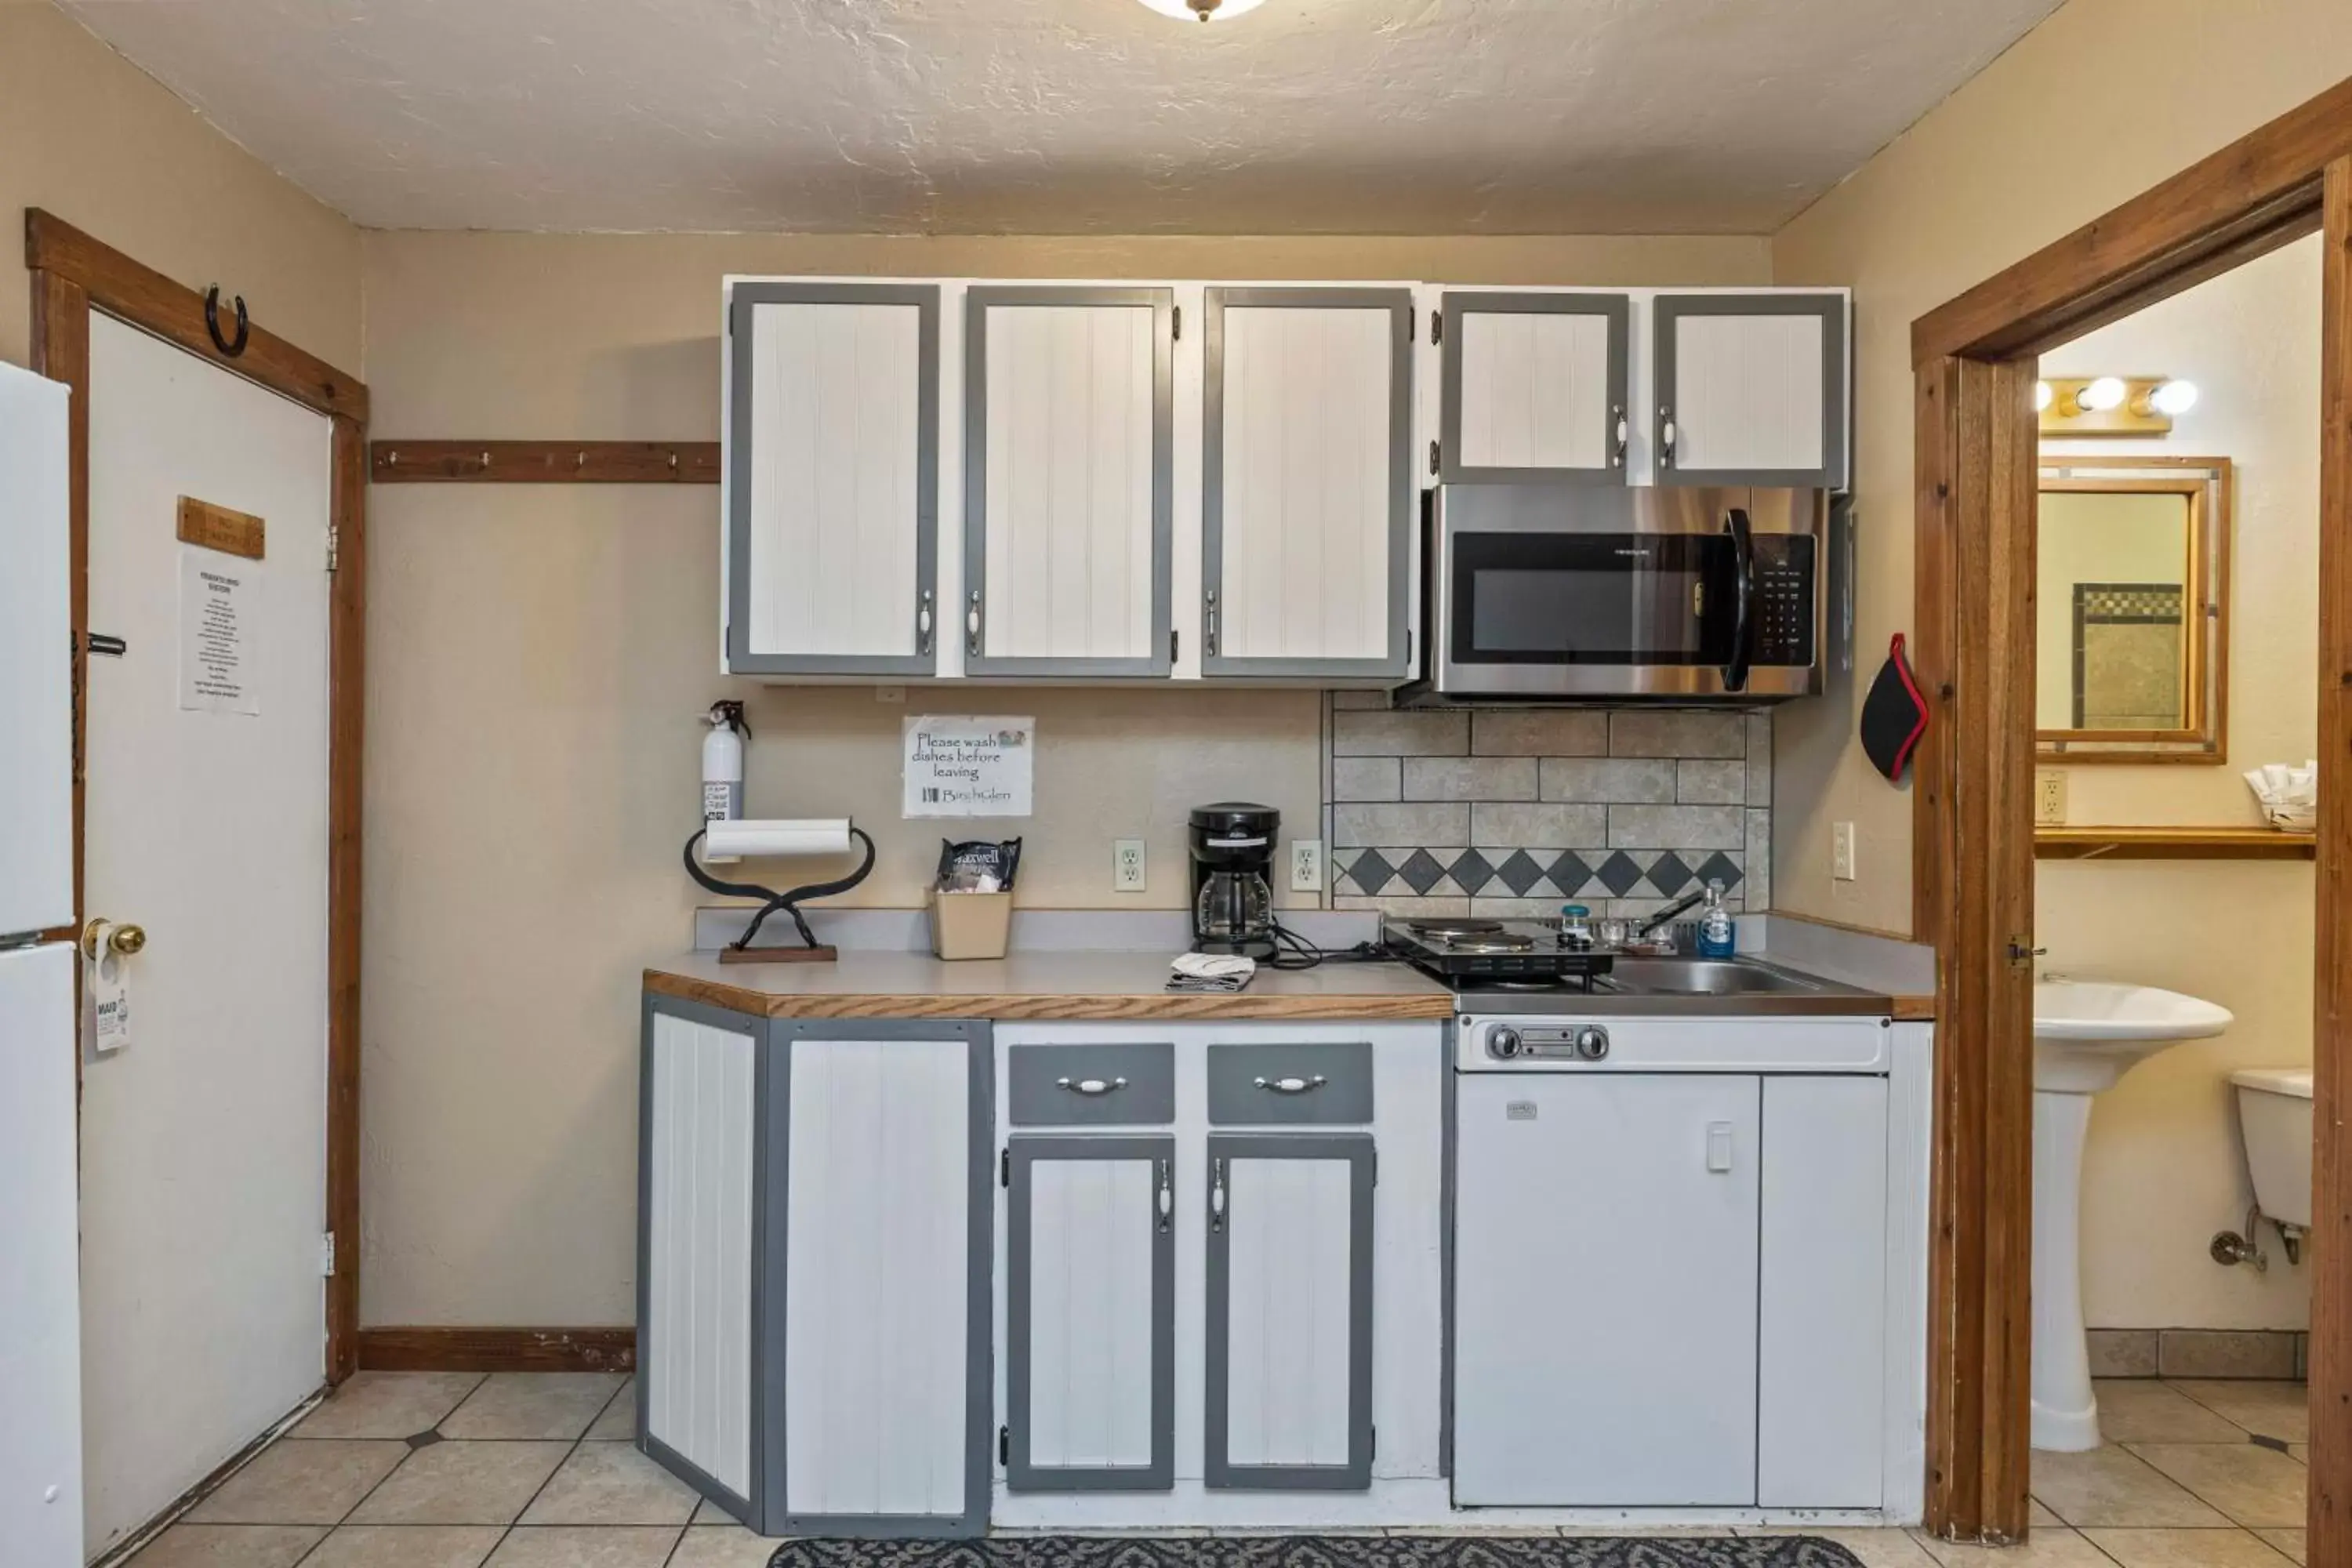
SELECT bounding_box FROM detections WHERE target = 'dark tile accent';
[1396,848,1449,896]
[1595,851,1645,897]
[1449,848,1495,896]
[1493,850,1547,897]
[1548,851,1593,895]
[1693,851,1744,891]
[1343,848,1394,896]
[1648,851,1693,897]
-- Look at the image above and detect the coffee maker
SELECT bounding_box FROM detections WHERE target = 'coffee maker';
[1188,803,1279,959]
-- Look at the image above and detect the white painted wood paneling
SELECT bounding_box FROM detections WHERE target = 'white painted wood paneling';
[746,299,923,659]
[1216,304,1392,662]
[1458,309,1612,471]
[785,1036,970,1519]
[644,1012,757,1499]
[0,365,71,937]
[981,302,1156,662]
[1759,1076,1889,1508]
[1671,313,1825,474]
[1224,1154,1355,1468]
[1028,1156,1156,1468]
[0,945,82,1568]
[1454,1073,1759,1506]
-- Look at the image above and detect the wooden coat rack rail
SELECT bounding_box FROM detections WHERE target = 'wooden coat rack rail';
[370,440,720,484]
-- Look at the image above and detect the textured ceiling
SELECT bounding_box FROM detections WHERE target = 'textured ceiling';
[58,0,2063,234]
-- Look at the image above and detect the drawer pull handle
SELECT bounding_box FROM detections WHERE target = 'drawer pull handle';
[1254,1074,1327,1094]
[1056,1076,1127,1097]
[1210,1156,1226,1232]
[1157,1158,1173,1232]
[1706,1120,1736,1174]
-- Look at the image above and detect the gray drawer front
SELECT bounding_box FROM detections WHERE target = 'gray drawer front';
[1008,1043,1175,1126]
[1206,1043,1374,1125]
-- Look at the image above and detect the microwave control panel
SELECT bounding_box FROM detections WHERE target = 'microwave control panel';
[1751,535,1816,667]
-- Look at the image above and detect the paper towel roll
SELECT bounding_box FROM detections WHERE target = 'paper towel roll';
[705,818,854,859]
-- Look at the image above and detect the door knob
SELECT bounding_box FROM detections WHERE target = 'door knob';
[82,919,146,959]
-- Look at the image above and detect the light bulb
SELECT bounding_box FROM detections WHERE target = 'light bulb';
[2079,376,2127,412]
[2034,381,2053,412]
[2148,379,2199,416]
[1133,0,1267,19]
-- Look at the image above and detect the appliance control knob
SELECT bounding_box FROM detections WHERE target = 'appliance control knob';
[1573,1025,1610,1061]
[1490,1027,1523,1059]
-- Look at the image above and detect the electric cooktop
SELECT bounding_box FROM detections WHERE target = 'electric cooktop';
[1380,917,1613,991]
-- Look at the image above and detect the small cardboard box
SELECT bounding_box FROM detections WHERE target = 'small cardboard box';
[929,890,1012,961]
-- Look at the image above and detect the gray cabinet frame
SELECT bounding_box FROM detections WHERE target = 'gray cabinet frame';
[963,286,1176,678]
[1005,1136,1178,1491]
[1203,1133,1377,1490]
[1200,286,1415,679]
[1652,292,1849,490]
[637,1000,995,1538]
[725,281,942,677]
[1438,291,1631,488]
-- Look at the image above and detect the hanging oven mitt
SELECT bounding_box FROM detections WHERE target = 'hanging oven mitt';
[1860,633,1929,783]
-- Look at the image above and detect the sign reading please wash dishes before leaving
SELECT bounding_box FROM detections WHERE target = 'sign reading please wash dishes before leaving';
[903,716,1034,818]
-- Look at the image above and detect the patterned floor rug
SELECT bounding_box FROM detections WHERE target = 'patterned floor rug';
[766,1535,1865,1568]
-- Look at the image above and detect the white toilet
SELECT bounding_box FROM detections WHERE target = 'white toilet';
[2231,1066,2314,1253]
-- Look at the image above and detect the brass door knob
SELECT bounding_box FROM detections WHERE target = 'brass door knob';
[81,919,147,959]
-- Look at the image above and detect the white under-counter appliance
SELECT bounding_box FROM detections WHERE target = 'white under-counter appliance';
[1452,1007,1909,1512]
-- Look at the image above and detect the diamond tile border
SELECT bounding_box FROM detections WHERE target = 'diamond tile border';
[1335,846,1746,907]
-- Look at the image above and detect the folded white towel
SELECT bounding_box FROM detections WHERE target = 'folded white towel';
[2245,760,2318,830]
[1167,951,1257,993]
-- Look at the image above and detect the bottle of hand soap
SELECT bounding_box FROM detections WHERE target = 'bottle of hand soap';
[1696,878,1737,959]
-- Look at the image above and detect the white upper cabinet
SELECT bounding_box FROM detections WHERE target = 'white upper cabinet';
[1202,288,1414,679]
[1653,292,1849,489]
[964,287,1174,678]
[1439,292,1630,486]
[726,281,940,677]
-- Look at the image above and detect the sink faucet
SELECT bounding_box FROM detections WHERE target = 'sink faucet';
[1634,887,1708,940]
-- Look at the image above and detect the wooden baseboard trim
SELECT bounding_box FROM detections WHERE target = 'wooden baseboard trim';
[358,1327,637,1374]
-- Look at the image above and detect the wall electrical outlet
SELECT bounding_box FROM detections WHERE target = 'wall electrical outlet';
[2035,768,2069,826]
[1113,839,1146,893]
[1831,821,1858,882]
[1290,839,1324,893]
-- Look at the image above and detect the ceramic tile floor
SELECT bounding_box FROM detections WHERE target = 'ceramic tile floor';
[126,1374,2310,1568]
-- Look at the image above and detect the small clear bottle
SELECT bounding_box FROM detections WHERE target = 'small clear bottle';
[1696,879,1737,959]
[1559,903,1595,949]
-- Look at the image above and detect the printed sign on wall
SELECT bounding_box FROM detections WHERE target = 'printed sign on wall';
[178,552,260,716]
[903,717,1034,818]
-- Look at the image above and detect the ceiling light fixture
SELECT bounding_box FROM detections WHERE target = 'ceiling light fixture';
[2078,376,2128,412]
[1134,0,1266,20]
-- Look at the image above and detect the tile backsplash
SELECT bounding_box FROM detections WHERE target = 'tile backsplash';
[1323,696,1771,920]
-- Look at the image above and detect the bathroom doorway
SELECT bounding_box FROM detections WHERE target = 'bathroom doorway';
[1904,78,2352,1555]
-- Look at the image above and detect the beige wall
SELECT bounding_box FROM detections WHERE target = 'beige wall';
[0,2,360,376]
[1769,0,2352,936]
[358,228,1769,1325]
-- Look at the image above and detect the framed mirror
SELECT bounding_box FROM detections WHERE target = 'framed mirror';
[2035,455,2231,763]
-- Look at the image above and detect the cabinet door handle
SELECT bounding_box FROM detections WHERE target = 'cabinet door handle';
[1055,1075,1127,1097]
[1157,1158,1173,1233]
[1705,1120,1735,1174]
[1659,407,1678,468]
[1254,1074,1327,1095]
[1428,438,1441,477]
[1210,1156,1226,1233]
[916,589,935,655]
[967,590,983,657]
[1204,589,1219,657]
[1612,405,1628,469]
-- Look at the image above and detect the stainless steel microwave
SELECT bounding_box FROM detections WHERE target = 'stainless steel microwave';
[1403,484,1827,703]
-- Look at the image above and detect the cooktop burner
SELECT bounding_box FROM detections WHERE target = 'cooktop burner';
[1442,931,1538,953]
[1404,918,1504,940]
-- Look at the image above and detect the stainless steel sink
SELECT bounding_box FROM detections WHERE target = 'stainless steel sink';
[1599,957,1826,996]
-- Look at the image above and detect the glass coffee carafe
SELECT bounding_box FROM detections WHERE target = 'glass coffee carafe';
[1194,866,1273,950]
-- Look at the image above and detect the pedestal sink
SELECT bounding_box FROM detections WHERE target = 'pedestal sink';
[2034,980,2234,1451]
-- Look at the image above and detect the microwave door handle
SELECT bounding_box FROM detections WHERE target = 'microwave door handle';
[1721,506,1755,693]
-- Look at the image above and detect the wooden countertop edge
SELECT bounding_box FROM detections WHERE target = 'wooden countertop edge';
[1891,996,1936,1021]
[642,969,1457,1022]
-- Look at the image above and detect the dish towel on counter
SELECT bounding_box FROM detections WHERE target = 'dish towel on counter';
[1167,952,1256,993]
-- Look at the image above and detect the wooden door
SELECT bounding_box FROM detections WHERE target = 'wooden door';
[1202,288,1413,678]
[1203,1134,1374,1490]
[1439,291,1630,485]
[1654,292,1849,488]
[728,281,940,676]
[1006,1136,1176,1491]
[964,286,1174,677]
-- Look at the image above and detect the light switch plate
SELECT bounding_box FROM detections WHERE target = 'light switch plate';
[2035,768,2068,826]
[1114,839,1146,893]
[1290,838,1324,893]
[1831,821,1857,882]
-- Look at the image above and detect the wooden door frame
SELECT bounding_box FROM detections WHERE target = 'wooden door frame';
[24,209,370,1385]
[1907,80,2352,1547]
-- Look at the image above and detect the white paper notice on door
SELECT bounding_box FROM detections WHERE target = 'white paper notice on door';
[904,717,1034,818]
[179,551,260,715]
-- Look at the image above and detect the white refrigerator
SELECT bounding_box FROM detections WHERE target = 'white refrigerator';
[0,358,85,1567]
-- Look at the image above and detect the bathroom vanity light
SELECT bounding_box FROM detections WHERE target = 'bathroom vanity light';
[2078,376,2128,412]
[2038,375,2199,437]
[2146,378,2200,416]
[1134,0,1266,18]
